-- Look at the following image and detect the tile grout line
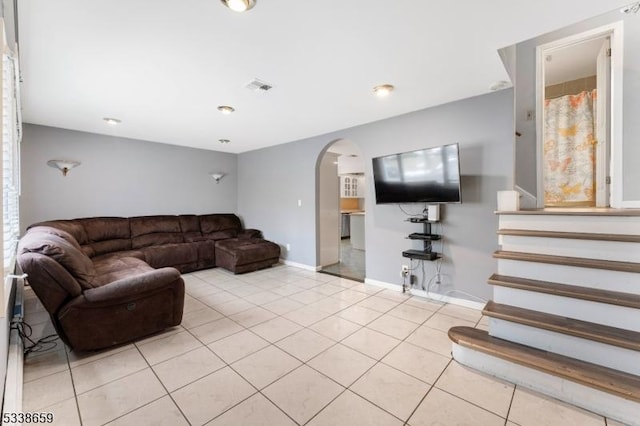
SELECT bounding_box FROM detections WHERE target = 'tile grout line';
[117,343,193,426]
[63,346,85,426]
[284,293,450,425]
[188,271,395,424]
[335,305,446,424]
[401,355,457,425]
[191,269,319,425]
[504,383,518,425]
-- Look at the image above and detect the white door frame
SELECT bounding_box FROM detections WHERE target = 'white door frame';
[595,37,610,207]
[535,22,624,208]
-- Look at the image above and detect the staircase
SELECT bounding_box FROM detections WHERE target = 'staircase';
[448,209,640,425]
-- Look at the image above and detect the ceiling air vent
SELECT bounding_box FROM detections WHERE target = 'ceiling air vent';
[244,78,273,92]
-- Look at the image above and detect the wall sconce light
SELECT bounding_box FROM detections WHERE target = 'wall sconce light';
[47,159,81,176]
[210,172,225,184]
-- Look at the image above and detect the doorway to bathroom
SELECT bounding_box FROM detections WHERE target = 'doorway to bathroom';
[536,24,620,207]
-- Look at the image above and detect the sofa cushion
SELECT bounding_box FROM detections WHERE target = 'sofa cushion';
[201,229,238,241]
[199,214,242,234]
[130,216,184,249]
[91,256,154,287]
[179,215,201,233]
[79,217,133,257]
[28,226,83,251]
[30,220,90,245]
[19,232,97,289]
[92,250,146,262]
[141,243,198,269]
[130,216,181,237]
[179,215,203,242]
[132,233,184,249]
[84,239,133,257]
[81,217,131,241]
[215,238,280,267]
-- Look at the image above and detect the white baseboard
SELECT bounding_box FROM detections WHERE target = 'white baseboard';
[280,259,321,272]
[364,278,485,310]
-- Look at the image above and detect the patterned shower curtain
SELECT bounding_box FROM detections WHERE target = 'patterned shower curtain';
[543,89,597,206]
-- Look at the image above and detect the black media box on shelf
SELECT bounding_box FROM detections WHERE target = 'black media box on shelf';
[402,250,439,260]
[409,217,430,223]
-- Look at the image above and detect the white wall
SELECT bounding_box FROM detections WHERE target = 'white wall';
[318,152,340,266]
[20,124,238,231]
[337,155,365,174]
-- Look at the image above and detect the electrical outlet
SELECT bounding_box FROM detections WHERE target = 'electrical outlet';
[401,265,409,278]
[286,243,291,251]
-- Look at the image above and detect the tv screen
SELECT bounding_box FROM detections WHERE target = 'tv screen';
[372,143,461,204]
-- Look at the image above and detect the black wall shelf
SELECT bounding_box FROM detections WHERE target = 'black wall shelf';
[403,217,441,261]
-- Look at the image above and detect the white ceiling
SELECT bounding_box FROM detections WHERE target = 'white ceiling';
[545,37,604,85]
[327,139,361,157]
[17,0,632,154]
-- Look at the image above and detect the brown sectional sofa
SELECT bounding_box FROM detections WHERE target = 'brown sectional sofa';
[17,214,280,351]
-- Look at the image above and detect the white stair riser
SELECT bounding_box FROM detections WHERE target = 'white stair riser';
[499,235,640,263]
[488,318,640,376]
[452,344,640,426]
[497,259,640,295]
[493,286,640,332]
[499,215,640,235]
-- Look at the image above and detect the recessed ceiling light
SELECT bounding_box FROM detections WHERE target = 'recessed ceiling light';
[103,117,121,125]
[220,0,256,12]
[219,139,231,144]
[217,105,235,115]
[373,84,394,97]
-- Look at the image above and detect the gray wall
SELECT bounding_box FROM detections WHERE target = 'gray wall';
[239,89,513,301]
[20,124,238,231]
[1,0,17,52]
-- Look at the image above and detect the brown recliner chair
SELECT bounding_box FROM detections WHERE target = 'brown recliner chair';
[17,226,184,351]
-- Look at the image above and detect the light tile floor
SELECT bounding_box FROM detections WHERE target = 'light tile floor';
[21,265,623,425]
[320,239,365,282]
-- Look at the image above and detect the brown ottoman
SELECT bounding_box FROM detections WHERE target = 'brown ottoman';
[215,238,281,274]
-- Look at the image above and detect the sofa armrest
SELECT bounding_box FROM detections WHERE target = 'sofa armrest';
[239,229,262,239]
[83,267,183,304]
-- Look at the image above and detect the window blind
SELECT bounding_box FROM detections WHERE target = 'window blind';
[2,51,21,276]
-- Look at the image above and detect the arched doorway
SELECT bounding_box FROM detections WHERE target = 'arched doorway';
[316,139,366,281]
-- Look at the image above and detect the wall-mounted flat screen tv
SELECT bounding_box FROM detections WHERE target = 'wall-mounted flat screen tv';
[372,143,461,204]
